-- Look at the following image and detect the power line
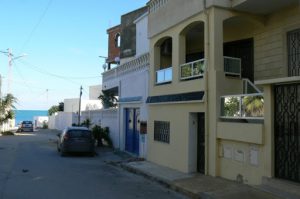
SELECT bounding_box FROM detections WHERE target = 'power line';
[19,0,53,52]
[17,60,101,81]
[13,60,33,93]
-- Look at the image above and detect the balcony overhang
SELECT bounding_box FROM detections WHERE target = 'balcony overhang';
[255,76,300,86]
[232,0,299,15]
[147,91,204,104]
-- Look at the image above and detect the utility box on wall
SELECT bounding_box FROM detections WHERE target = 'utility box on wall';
[140,121,147,134]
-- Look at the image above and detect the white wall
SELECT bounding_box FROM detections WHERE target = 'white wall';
[33,116,48,128]
[89,85,102,100]
[48,112,77,131]
[135,14,149,56]
[81,109,119,148]
[64,98,102,113]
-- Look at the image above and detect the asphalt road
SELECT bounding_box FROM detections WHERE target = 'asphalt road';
[0,129,186,199]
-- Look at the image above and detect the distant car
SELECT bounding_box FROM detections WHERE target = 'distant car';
[57,127,95,156]
[20,121,33,132]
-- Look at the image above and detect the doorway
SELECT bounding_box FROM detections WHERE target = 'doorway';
[125,108,140,156]
[224,38,254,81]
[197,113,205,173]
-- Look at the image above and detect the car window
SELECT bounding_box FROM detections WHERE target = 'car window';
[22,121,32,124]
[68,130,92,138]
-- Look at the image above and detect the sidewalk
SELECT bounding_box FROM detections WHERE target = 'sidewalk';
[105,150,282,199]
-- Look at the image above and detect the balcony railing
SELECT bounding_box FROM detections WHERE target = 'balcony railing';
[180,59,205,80]
[242,78,261,94]
[102,53,149,83]
[156,67,172,84]
[220,93,264,119]
[224,56,241,77]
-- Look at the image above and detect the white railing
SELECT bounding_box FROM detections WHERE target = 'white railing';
[180,59,205,80]
[148,0,169,13]
[220,93,264,119]
[224,56,241,77]
[102,53,149,83]
[242,78,261,94]
[156,67,172,84]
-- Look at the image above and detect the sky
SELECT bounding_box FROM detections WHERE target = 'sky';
[0,0,148,110]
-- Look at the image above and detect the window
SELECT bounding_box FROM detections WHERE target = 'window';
[115,33,121,48]
[287,28,300,76]
[154,121,170,143]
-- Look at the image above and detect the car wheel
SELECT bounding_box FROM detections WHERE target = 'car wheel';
[89,152,95,157]
[60,150,66,157]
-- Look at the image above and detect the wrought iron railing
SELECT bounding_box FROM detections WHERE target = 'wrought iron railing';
[156,67,172,84]
[220,93,264,119]
[224,56,241,77]
[180,59,205,80]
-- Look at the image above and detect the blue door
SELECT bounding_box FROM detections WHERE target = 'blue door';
[125,108,140,155]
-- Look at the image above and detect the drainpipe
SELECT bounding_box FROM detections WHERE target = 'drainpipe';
[203,0,210,176]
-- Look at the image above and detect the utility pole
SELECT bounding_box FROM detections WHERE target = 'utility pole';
[0,48,27,94]
[0,74,2,99]
[78,85,83,126]
[7,48,13,94]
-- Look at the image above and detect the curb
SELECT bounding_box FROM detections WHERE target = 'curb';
[110,161,202,199]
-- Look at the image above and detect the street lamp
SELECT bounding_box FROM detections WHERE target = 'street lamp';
[99,55,108,71]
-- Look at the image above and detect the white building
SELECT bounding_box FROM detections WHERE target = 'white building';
[102,7,149,157]
[33,116,48,128]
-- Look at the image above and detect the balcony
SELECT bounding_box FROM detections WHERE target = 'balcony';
[224,56,241,77]
[220,93,264,119]
[156,67,172,84]
[102,53,149,83]
[180,59,205,80]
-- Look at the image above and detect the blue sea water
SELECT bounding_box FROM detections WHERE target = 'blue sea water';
[14,110,48,126]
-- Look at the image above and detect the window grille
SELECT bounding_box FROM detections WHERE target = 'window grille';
[154,121,170,143]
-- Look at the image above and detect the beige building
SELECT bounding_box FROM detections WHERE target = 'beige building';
[146,0,300,185]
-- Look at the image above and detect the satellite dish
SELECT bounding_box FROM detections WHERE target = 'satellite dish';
[114,57,120,63]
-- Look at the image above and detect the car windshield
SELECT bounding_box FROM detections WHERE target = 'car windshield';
[23,121,32,124]
[68,130,92,138]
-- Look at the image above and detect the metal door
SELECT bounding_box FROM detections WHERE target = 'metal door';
[197,113,205,173]
[125,108,140,156]
[275,84,300,182]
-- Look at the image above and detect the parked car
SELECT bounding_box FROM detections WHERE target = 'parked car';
[57,127,95,156]
[20,121,33,132]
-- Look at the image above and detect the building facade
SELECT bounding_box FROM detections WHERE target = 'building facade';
[102,7,149,157]
[146,0,300,185]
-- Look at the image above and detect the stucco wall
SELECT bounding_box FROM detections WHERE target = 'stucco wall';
[64,98,102,113]
[135,14,149,56]
[48,112,77,131]
[147,102,204,173]
[149,13,207,97]
[81,109,120,148]
[254,5,300,80]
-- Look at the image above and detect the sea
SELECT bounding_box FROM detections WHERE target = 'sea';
[14,110,48,126]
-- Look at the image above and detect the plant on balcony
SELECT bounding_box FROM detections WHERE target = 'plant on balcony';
[98,91,118,109]
[193,61,204,76]
[181,65,192,78]
[223,97,239,117]
[243,96,264,117]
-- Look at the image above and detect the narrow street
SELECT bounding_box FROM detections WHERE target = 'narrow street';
[0,129,186,199]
